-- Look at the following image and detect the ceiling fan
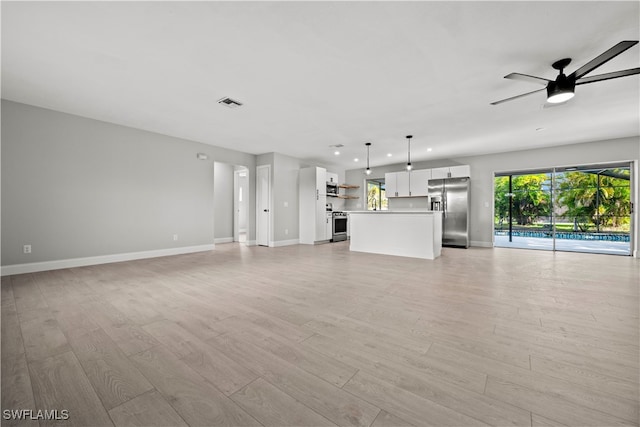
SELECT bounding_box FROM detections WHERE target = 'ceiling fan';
[491,40,640,106]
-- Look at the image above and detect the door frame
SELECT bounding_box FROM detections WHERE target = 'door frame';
[256,164,272,247]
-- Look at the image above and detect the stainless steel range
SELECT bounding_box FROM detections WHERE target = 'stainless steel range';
[332,211,348,242]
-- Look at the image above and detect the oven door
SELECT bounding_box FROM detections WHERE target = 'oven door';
[332,215,348,241]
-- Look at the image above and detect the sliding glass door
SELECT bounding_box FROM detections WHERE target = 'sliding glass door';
[553,164,631,255]
[494,170,554,251]
[495,162,632,255]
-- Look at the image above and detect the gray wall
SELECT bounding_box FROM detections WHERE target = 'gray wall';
[1,100,257,266]
[273,153,303,242]
[346,137,640,254]
[257,152,345,244]
[213,162,234,241]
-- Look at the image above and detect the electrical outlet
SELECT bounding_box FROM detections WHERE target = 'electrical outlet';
[285,229,289,235]
[173,234,178,241]
[23,244,31,254]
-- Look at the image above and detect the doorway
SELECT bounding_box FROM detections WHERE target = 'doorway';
[256,165,271,247]
[234,168,249,243]
[494,162,632,255]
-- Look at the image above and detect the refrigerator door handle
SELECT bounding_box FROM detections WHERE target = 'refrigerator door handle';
[442,189,446,217]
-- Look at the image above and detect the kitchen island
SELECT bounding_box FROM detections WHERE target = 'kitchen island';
[349,211,442,259]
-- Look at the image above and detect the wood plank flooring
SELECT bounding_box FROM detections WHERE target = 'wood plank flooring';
[2,242,638,426]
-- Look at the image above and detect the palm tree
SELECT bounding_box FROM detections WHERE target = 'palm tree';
[556,170,630,232]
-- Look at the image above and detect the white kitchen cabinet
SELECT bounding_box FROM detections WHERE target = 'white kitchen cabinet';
[385,171,410,197]
[326,213,333,241]
[396,171,410,197]
[299,166,329,244]
[431,165,471,179]
[450,165,471,178]
[385,172,397,197]
[409,168,431,197]
[386,169,430,197]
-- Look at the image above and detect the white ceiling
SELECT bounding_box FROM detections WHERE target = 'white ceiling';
[2,1,639,170]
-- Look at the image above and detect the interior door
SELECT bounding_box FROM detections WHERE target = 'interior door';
[256,165,270,246]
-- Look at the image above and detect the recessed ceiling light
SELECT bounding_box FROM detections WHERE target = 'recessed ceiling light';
[334,151,340,155]
[217,97,243,108]
[427,148,432,152]
[387,153,392,157]
[354,158,359,162]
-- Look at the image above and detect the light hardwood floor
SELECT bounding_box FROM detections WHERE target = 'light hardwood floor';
[2,242,638,427]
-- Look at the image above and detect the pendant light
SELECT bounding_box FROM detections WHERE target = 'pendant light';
[365,142,372,175]
[405,135,413,171]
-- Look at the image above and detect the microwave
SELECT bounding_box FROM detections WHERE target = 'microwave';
[326,182,339,196]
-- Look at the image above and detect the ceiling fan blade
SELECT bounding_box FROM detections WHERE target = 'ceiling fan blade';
[504,73,552,85]
[569,40,638,80]
[575,67,640,85]
[490,88,546,105]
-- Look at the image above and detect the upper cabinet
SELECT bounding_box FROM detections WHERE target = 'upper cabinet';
[385,166,470,198]
[409,169,431,197]
[431,165,471,179]
[385,169,431,197]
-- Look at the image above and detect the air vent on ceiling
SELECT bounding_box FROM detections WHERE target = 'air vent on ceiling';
[217,97,243,108]
[329,144,344,148]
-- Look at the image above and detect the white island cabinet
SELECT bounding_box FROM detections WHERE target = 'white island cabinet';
[349,211,443,260]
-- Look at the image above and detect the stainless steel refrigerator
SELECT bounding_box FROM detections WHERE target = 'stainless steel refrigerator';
[428,177,470,248]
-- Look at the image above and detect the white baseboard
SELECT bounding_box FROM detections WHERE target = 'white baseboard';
[245,240,257,246]
[1,244,215,276]
[269,239,300,248]
[470,241,493,248]
[214,237,234,244]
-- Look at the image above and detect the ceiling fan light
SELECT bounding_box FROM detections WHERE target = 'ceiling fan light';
[547,91,575,104]
[546,77,575,104]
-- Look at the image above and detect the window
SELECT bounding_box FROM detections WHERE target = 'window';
[367,179,388,210]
